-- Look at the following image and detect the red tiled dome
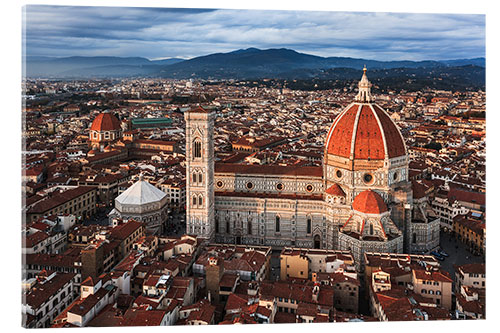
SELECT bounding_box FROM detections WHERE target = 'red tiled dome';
[325,183,346,197]
[325,103,405,160]
[352,190,388,214]
[90,112,121,131]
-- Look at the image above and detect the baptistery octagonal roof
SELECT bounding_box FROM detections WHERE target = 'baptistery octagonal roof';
[116,177,167,206]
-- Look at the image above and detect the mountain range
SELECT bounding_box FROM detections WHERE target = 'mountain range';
[24,47,485,84]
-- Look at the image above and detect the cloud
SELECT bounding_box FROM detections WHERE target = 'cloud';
[23,5,485,61]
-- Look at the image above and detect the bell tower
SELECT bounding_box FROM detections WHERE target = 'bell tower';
[184,105,215,240]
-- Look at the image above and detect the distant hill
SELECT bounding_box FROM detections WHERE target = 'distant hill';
[150,58,185,66]
[24,56,182,78]
[24,48,485,90]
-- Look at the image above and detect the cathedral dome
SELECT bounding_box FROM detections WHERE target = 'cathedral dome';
[325,68,406,161]
[352,190,388,214]
[90,111,121,132]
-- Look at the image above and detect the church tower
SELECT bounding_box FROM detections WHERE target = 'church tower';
[184,106,215,240]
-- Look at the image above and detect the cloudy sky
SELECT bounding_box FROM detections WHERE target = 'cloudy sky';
[23,5,485,61]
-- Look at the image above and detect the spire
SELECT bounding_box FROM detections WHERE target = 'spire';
[355,66,373,102]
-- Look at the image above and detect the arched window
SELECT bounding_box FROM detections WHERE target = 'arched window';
[198,195,203,206]
[192,196,197,206]
[248,220,252,235]
[314,235,321,249]
[422,289,427,294]
[370,223,374,235]
[226,220,230,234]
[192,172,197,184]
[307,217,312,234]
[194,139,202,158]
[199,173,203,184]
[275,215,280,232]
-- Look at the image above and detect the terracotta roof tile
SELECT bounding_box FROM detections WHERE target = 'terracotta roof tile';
[325,183,346,197]
[352,190,388,214]
[90,112,121,131]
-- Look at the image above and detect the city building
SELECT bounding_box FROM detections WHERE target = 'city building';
[22,271,77,328]
[453,212,485,255]
[25,186,97,223]
[411,268,453,309]
[454,263,485,293]
[89,111,122,151]
[279,247,354,280]
[53,274,119,327]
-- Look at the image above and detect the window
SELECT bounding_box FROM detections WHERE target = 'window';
[194,140,202,158]
[307,217,312,234]
[370,223,374,235]
[363,173,373,184]
[192,196,197,206]
[275,215,280,232]
[248,220,252,235]
[226,220,230,234]
[198,196,203,206]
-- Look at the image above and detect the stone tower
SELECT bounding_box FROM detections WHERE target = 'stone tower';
[184,106,215,240]
[206,256,224,304]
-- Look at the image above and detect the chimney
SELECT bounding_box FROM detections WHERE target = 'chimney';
[312,283,320,302]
